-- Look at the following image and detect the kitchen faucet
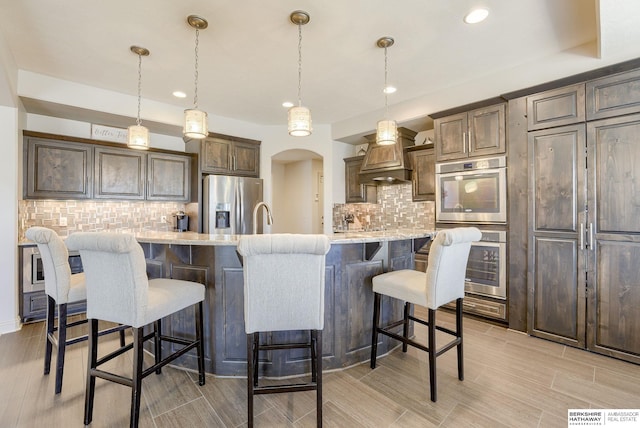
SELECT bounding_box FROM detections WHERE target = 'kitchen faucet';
[252,202,273,234]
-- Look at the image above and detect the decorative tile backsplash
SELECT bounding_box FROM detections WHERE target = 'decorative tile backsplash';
[18,200,185,241]
[333,182,435,231]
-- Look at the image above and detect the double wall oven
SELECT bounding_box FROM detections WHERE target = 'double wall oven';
[434,156,508,321]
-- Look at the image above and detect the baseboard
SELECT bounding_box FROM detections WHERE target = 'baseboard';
[0,317,22,335]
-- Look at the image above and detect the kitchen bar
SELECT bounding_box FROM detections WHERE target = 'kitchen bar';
[134,229,434,376]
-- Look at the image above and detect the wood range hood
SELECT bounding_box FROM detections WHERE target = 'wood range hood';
[359,128,417,184]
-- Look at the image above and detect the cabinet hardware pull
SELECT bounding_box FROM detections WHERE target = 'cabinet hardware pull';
[468,132,472,154]
[463,132,467,153]
[589,222,594,250]
[580,223,584,250]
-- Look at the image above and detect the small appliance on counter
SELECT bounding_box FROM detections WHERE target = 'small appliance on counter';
[173,211,189,232]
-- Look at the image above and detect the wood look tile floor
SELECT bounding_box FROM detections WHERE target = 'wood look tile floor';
[1,307,639,427]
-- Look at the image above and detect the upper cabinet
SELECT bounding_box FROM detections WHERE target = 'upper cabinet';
[188,134,261,177]
[586,68,640,121]
[147,153,191,201]
[435,103,506,162]
[23,132,192,202]
[407,146,435,201]
[526,83,585,131]
[94,147,146,200]
[344,156,377,203]
[25,137,93,199]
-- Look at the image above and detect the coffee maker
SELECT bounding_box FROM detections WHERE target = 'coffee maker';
[173,211,189,232]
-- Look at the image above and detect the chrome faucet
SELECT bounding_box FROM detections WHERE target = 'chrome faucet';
[252,202,273,234]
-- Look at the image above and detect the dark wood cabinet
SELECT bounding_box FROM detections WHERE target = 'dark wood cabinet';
[407,146,435,201]
[528,124,587,348]
[586,68,640,121]
[344,156,376,203]
[24,137,93,199]
[586,114,640,363]
[435,103,505,161]
[147,153,191,201]
[23,132,192,202]
[192,135,261,177]
[526,83,585,131]
[527,114,640,364]
[94,147,146,200]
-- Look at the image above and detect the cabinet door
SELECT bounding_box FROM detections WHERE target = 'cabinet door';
[232,141,260,177]
[586,115,640,363]
[25,137,93,199]
[527,83,585,131]
[528,124,586,347]
[94,147,146,199]
[435,112,467,161]
[345,156,376,203]
[587,68,640,121]
[201,137,232,174]
[468,104,506,157]
[147,153,191,201]
[409,147,435,201]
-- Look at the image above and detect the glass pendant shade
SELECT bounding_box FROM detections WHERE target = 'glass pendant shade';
[288,105,312,136]
[127,124,150,150]
[376,119,397,145]
[184,108,208,139]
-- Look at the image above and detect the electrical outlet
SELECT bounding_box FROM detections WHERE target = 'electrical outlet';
[59,217,67,227]
[161,215,167,223]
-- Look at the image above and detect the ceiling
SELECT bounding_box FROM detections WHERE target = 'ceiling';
[1,1,639,141]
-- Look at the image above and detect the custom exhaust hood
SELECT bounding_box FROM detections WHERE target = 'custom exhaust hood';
[359,127,416,184]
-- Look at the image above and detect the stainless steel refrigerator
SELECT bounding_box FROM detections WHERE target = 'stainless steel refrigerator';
[203,175,264,234]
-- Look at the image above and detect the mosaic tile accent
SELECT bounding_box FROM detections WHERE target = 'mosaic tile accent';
[333,182,435,231]
[18,200,185,241]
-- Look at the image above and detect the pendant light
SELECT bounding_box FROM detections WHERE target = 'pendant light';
[376,36,398,145]
[127,46,150,150]
[288,10,312,137]
[183,15,209,139]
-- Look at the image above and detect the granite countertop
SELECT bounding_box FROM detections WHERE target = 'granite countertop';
[20,229,435,246]
[133,229,435,245]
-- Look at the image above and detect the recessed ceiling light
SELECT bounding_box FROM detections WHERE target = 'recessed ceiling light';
[383,85,397,94]
[282,101,294,108]
[464,8,489,24]
[173,91,187,98]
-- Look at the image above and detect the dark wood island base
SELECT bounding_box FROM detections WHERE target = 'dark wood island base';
[137,231,433,377]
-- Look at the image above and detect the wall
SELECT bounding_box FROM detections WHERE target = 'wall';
[0,29,22,334]
[333,183,435,232]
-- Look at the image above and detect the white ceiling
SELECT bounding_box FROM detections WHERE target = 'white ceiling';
[1,0,640,141]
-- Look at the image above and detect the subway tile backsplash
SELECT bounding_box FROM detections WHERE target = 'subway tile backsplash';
[19,200,184,241]
[333,182,435,231]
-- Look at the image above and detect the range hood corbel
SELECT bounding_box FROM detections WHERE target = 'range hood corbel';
[358,127,417,184]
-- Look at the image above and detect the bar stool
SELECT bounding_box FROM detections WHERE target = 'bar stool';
[370,227,481,402]
[66,232,206,428]
[25,226,125,394]
[237,234,330,428]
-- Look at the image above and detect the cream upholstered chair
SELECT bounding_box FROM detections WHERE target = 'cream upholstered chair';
[370,227,481,402]
[66,232,206,428]
[237,233,331,428]
[25,227,125,394]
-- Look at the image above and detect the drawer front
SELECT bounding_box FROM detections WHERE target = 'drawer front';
[445,295,507,321]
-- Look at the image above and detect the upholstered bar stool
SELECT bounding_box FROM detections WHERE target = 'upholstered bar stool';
[25,226,125,394]
[66,232,206,428]
[237,234,331,428]
[370,227,481,402]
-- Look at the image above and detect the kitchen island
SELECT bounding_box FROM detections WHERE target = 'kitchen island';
[135,229,434,377]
